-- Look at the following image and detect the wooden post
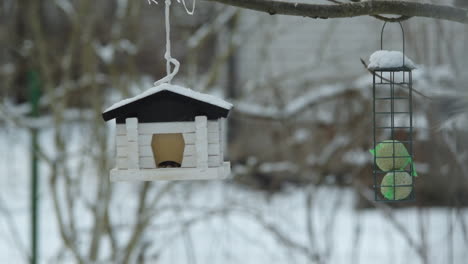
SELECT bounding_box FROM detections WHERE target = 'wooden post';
[126,118,139,169]
[195,116,208,169]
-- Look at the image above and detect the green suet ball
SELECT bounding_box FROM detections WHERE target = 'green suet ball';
[381,171,413,200]
[372,140,410,171]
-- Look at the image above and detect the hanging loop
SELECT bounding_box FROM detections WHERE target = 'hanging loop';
[380,21,406,66]
[154,58,180,86]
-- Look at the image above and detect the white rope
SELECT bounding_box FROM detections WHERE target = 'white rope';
[152,0,177,86]
[149,0,196,86]
[148,0,196,14]
[177,0,196,15]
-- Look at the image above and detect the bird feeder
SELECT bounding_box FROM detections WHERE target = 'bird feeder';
[102,83,232,181]
[369,22,417,202]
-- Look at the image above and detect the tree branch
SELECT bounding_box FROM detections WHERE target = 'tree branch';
[203,0,468,24]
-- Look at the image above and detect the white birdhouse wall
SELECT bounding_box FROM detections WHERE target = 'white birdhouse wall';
[115,117,225,170]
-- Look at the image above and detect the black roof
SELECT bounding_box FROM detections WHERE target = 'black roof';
[102,87,231,124]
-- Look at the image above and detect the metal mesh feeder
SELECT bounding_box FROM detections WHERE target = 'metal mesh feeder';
[369,22,417,202]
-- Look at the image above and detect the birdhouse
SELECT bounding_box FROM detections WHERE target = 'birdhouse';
[102,83,233,181]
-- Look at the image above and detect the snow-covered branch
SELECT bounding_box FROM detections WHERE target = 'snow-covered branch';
[203,0,468,24]
[234,83,359,120]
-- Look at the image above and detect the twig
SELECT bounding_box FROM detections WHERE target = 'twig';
[49,162,85,263]
[241,207,322,262]
[0,196,29,263]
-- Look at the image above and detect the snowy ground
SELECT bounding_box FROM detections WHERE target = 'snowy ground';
[1,127,467,264]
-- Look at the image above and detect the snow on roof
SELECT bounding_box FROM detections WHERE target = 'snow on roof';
[368,50,416,70]
[104,83,233,113]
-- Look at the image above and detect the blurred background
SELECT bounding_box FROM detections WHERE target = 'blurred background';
[1,0,468,263]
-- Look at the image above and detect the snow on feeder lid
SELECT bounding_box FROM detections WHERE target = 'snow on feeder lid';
[368,21,416,71]
[368,50,416,71]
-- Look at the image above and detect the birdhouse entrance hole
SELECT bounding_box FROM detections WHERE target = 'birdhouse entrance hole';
[151,133,185,168]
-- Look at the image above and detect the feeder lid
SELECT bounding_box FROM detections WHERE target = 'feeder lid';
[102,83,233,123]
[368,50,416,71]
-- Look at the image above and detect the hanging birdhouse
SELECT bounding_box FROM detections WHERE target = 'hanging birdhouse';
[368,22,418,202]
[102,83,233,181]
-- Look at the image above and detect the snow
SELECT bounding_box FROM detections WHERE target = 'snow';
[342,149,371,166]
[293,129,310,143]
[0,63,15,75]
[1,125,468,263]
[258,161,299,174]
[234,101,279,119]
[104,83,233,113]
[235,84,354,120]
[94,42,115,64]
[440,113,468,130]
[118,39,138,55]
[54,0,75,17]
[368,50,416,70]
[94,40,138,64]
